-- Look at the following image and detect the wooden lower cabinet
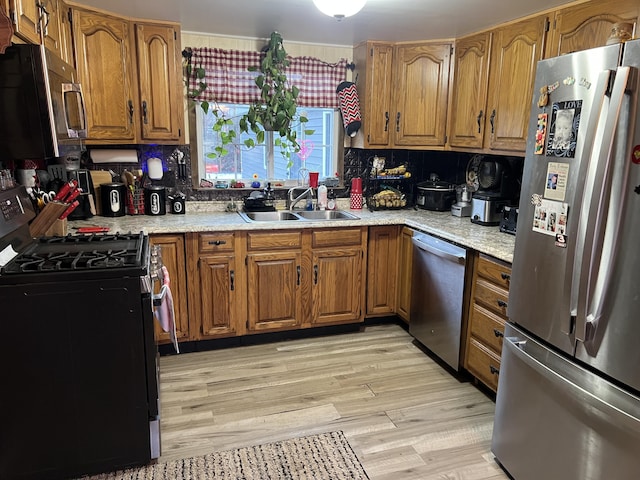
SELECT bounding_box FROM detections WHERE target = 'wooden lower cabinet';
[247,250,303,332]
[150,234,189,344]
[464,253,512,392]
[187,232,243,340]
[396,227,414,323]
[310,228,367,326]
[244,227,367,332]
[366,225,399,317]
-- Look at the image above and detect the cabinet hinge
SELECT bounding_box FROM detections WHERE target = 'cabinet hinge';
[444,134,448,144]
[246,319,249,329]
[67,8,73,24]
[9,10,16,25]
[370,47,373,57]
[245,256,248,266]
[544,18,550,32]
[450,45,454,55]
[174,30,177,40]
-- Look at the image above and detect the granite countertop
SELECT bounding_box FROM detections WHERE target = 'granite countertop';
[71,202,516,263]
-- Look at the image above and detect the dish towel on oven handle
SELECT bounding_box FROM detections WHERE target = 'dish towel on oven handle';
[153,265,179,353]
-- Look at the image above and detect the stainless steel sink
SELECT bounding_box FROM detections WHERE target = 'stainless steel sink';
[238,211,301,222]
[237,210,360,222]
[295,210,360,221]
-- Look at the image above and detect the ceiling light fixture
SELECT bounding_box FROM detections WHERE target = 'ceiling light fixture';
[312,0,367,20]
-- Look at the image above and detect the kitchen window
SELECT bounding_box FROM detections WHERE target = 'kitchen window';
[186,45,349,187]
[195,104,342,185]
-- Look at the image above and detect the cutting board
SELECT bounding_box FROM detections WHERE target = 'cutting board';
[89,170,114,215]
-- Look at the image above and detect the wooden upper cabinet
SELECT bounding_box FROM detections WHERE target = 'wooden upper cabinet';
[73,6,183,144]
[393,42,452,147]
[361,42,394,147]
[8,0,40,44]
[546,0,640,58]
[73,9,138,141]
[485,15,548,153]
[448,32,492,149]
[42,0,74,66]
[353,41,394,148]
[135,23,183,142]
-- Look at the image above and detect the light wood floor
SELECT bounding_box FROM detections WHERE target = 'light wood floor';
[158,323,509,479]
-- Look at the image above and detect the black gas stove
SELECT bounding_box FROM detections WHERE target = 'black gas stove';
[0,186,160,480]
[0,230,150,282]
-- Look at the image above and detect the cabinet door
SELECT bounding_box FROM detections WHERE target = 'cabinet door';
[73,9,137,142]
[198,254,238,338]
[546,0,639,58]
[448,32,492,149]
[150,234,189,344]
[355,42,394,147]
[393,42,451,147]
[42,0,63,61]
[9,0,40,44]
[247,251,302,332]
[396,227,414,323]
[486,15,547,153]
[366,225,399,316]
[135,22,183,142]
[312,247,363,325]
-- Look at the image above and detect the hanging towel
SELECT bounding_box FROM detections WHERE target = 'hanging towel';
[154,266,179,353]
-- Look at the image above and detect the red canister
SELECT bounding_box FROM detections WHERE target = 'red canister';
[350,177,363,209]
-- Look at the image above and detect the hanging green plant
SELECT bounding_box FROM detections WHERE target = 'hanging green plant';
[184,32,313,170]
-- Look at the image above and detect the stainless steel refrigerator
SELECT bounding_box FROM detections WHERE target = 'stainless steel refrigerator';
[492,39,640,480]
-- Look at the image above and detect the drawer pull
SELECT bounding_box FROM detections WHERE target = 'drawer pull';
[490,365,500,375]
[493,328,504,338]
[208,240,227,246]
[501,272,511,281]
[497,299,508,308]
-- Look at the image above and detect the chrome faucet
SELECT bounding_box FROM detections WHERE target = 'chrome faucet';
[287,186,314,210]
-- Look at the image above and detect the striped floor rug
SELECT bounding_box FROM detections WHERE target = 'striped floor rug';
[80,431,369,480]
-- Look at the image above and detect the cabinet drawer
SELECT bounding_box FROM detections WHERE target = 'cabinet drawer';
[312,228,363,248]
[477,255,512,289]
[474,278,509,318]
[198,233,235,253]
[470,304,505,354]
[247,230,302,251]
[466,338,501,392]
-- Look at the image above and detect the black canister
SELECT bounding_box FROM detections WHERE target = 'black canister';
[169,193,186,214]
[100,182,127,217]
[144,186,166,215]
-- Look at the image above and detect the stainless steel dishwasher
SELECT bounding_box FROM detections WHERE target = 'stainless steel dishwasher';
[409,232,468,371]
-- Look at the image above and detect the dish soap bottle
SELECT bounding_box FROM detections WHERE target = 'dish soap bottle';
[317,184,328,210]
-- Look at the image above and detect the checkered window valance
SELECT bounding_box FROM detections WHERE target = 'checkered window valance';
[187,47,349,109]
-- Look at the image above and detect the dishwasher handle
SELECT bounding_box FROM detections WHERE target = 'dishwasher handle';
[412,235,466,264]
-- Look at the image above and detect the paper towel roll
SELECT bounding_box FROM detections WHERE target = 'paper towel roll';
[90,149,139,164]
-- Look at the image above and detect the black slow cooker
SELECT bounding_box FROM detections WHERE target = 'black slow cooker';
[416,180,456,211]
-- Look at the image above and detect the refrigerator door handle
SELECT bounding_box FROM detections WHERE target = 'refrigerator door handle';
[585,66,637,336]
[569,67,632,342]
[503,335,640,432]
[567,69,613,332]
